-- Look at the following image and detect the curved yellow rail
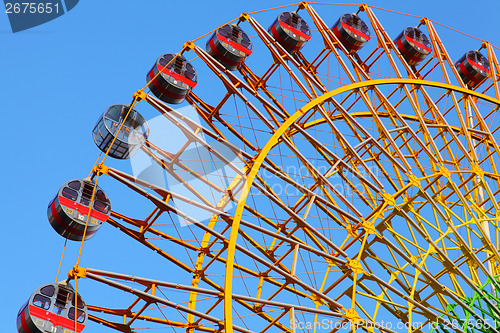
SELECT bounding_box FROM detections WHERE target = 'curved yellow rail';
[223,78,500,332]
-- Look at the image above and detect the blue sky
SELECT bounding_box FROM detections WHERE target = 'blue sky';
[2,0,499,331]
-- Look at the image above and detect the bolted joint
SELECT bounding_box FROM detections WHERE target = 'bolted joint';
[361,220,376,235]
[420,17,428,26]
[199,246,211,255]
[347,259,364,274]
[358,3,368,12]
[382,191,395,205]
[343,308,360,324]
[183,41,196,51]
[265,248,275,257]
[93,163,110,176]
[194,269,205,278]
[69,266,87,279]
[298,1,308,9]
[310,293,325,306]
[346,224,358,237]
[239,12,250,22]
[133,90,148,102]
[276,223,287,231]
[254,304,264,313]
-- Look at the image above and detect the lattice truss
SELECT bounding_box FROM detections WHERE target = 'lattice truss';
[69,2,500,333]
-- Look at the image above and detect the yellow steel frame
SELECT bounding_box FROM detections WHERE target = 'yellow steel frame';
[224,78,500,332]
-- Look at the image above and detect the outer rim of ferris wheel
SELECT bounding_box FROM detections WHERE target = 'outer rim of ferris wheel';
[223,78,500,332]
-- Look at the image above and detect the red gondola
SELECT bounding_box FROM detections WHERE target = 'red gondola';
[455,50,490,88]
[147,53,198,104]
[206,24,252,71]
[47,179,110,241]
[331,13,371,52]
[268,11,311,53]
[394,27,432,66]
[92,104,149,159]
[17,282,87,333]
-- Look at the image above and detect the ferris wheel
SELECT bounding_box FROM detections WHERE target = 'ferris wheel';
[17,2,500,333]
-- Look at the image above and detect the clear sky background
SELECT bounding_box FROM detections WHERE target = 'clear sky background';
[1,0,500,331]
